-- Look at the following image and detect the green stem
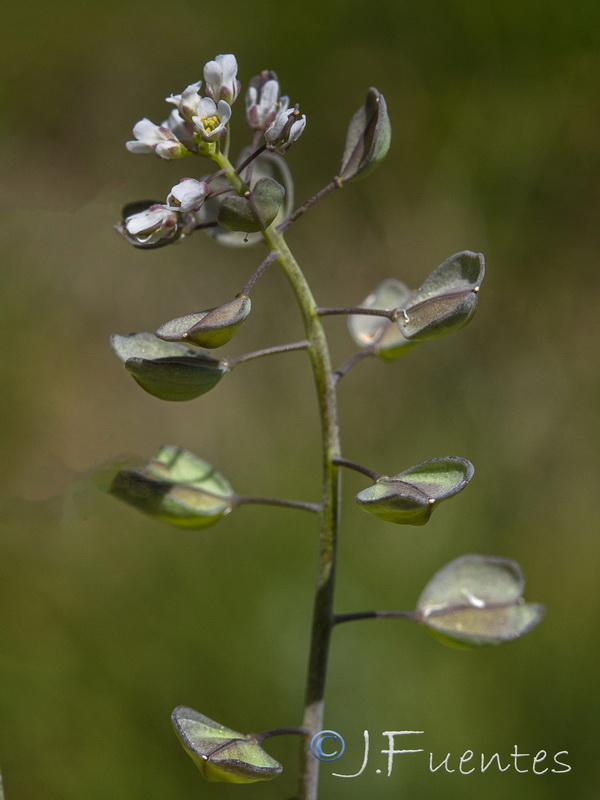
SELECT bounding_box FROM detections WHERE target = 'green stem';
[262,225,340,800]
[213,150,341,800]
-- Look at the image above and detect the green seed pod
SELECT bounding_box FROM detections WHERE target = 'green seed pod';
[172,707,282,783]
[155,296,251,348]
[356,456,474,525]
[217,177,285,233]
[339,88,391,183]
[348,278,416,360]
[111,332,227,401]
[397,251,485,341]
[199,150,294,246]
[108,445,234,529]
[416,555,546,647]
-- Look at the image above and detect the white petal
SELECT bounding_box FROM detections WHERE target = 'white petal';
[131,118,160,144]
[126,207,172,235]
[126,141,153,153]
[216,54,238,82]
[216,100,232,123]
[196,97,218,118]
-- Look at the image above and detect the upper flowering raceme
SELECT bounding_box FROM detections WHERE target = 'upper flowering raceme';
[203,54,241,105]
[126,118,189,160]
[245,71,285,131]
[192,98,232,142]
[264,105,306,154]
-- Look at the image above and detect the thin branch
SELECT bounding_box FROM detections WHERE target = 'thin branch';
[235,496,322,515]
[332,458,381,482]
[240,250,280,296]
[317,306,399,320]
[334,610,417,625]
[252,726,310,743]
[192,220,219,231]
[236,141,268,177]
[333,349,373,384]
[278,178,342,232]
[223,340,309,369]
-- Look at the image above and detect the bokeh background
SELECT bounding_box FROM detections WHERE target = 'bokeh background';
[1,1,599,798]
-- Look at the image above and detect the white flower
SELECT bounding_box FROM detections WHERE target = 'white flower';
[118,204,179,246]
[166,178,210,212]
[192,98,232,142]
[245,71,286,131]
[264,106,307,154]
[166,80,203,123]
[203,54,241,104]
[126,118,188,160]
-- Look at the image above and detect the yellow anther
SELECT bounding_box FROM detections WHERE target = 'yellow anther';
[200,115,221,134]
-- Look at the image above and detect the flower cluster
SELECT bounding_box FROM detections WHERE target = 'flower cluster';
[119,54,307,248]
[125,54,306,161]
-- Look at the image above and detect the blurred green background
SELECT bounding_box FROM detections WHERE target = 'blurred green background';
[1,0,599,797]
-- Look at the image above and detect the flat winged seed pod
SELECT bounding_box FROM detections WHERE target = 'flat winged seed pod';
[355,457,474,525]
[199,150,294,246]
[416,554,546,647]
[339,87,391,183]
[172,707,282,784]
[110,332,227,401]
[155,296,251,348]
[108,445,234,529]
[348,278,415,360]
[397,251,485,341]
[217,177,285,233]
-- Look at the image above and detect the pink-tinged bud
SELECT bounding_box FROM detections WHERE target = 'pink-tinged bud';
[126,118,188,160]
[117,204,179,247]
[245,71,281,130]
[264,105,306,154]
[165,80,203,123]
[203,54,241,104]
[166,178,211,213]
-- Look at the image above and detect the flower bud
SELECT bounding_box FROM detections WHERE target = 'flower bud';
[265,105,306,154]
[116,204,179,247]
[203,54,241,104]
[245,71,282,131]
[126,118,189,160]
[166,81,203,123]
[166,178,210,212]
